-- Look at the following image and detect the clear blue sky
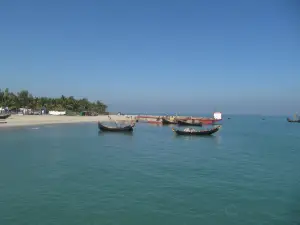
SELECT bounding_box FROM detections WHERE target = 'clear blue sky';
[0,0,299,114]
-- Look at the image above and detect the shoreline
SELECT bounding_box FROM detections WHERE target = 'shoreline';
[0,115,136,129]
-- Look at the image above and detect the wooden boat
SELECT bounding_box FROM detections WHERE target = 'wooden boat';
[287,114,300,123]
[137,112,222,124]
[148,120,163,125]
[172,125,221,136]
[194,112,222,124]
[0,114,11,119]
[177,119,202,126]
[287,118,300,123]
[147,117,163,125]
[162,117,178,125]
[98,121,135,132]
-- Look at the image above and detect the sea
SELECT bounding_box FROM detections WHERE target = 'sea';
[0,115,299,225]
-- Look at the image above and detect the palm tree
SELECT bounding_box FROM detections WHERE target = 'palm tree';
[0,88,107,114]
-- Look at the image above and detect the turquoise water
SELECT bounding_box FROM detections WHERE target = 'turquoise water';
[0,116,300,225]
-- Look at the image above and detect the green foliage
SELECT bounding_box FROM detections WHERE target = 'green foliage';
[0,88,107,113]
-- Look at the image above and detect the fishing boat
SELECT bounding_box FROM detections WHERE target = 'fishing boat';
[199,112,222,124]
[137,112,222,124]
[98,121,135,132]
[0,114,11,119]
[172,126,221,136]
[287,118,300,123]
[162,117,178,125]
[148,120,163,125]
[177,119,202,126]
[183,112,222,125]
[146,117,163,125]
[287,114,300,123]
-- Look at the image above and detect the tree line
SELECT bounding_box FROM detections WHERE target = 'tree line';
[0,88,107,113]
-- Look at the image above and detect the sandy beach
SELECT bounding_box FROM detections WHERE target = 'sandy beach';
[0,115,136,128]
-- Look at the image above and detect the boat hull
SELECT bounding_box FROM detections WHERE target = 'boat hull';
[287,118,300,123]
[172,126,221,136]
[0,114,11,120]
[198,119,221,125]
[98,122,134,132]
[177,120,202,126]
[162,117,178,125]
[148,121,163,125]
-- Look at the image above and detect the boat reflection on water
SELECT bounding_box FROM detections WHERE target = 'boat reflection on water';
[174,134,222,146]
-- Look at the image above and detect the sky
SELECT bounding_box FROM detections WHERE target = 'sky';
[0,0,299,115]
